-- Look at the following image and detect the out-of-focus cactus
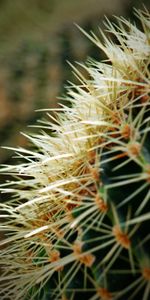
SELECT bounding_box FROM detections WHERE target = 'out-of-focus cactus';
[0,8,150,300]
[0,18,96,164]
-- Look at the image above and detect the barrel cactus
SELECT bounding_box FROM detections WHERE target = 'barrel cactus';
[0,8,150,300]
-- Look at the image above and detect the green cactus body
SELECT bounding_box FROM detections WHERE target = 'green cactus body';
[0,8,150,300]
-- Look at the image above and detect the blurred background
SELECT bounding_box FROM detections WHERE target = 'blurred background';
[0,0,149,164]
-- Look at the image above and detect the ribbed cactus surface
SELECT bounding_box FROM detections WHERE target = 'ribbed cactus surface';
[0,8,150,300]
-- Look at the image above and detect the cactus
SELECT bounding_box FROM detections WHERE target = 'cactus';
[0,8,150,300]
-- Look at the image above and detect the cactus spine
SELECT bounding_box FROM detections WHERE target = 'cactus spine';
[0,8,150,300]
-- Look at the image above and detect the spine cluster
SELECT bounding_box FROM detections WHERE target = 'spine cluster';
[0,8,150,300]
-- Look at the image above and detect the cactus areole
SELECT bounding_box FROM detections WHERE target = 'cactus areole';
[0,8,150,300]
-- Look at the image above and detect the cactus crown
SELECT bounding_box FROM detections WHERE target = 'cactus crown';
[0,8,150,300]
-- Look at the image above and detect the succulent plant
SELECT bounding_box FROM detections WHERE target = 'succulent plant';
[0,8,150,300]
